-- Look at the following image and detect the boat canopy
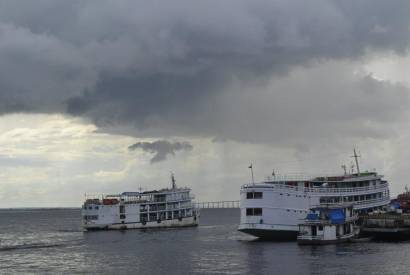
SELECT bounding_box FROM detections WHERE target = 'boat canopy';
[329,209,345,224]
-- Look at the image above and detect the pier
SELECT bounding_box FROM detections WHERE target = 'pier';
[194,201,239,209]
[361,213,410,240]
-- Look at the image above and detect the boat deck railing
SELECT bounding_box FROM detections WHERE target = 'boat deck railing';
[242,183,389,194]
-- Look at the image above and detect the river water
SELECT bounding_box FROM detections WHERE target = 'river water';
[0,208,409,274]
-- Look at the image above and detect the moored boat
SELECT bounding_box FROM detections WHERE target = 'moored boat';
[238,150,390,240]
[82,175,199,230]
[297,204,358,245]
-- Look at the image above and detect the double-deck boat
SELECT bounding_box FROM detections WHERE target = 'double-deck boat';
[82,175,199,230]
[238,151,390,240]
[297,204,358,245]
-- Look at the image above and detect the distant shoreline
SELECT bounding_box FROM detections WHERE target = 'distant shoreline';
[0,207,81,210]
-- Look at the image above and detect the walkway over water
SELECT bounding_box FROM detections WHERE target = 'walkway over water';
[194,201,239,209]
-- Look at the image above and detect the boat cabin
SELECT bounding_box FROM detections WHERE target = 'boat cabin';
[297,204,358,245]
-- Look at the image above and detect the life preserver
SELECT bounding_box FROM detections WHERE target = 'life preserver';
[142,220,146,225]
[178,217,182,221]
[157,219,161,224]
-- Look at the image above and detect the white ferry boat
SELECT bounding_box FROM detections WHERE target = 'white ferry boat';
[297,204,358,245]
[238,152,390,240]
[82,175,199,230]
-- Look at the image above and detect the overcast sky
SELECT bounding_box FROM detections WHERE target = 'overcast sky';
[1,1,410,207]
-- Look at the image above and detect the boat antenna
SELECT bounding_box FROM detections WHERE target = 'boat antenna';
[351,148,361,175]
[248,163,255,185]
[341,164,347,175]
[171,172,176,189]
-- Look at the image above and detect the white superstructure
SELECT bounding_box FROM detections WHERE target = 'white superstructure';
[238,171,390,240]
[82,175,199,230]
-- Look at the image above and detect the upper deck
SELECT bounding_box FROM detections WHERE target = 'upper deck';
[84,188,194,206]
[263,172,382,183]
[241,172,389,198]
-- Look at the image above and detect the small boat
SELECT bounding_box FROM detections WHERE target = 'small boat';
[82,174,199,230]
[297,204,358,245]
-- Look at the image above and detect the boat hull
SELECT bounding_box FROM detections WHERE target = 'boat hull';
[297,237,353,245]
[238,228,297,240]
[361,227,410,241]
[84,216,199,231]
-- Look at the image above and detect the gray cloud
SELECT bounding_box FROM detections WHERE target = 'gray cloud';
[128,140,193,163]
[0,0,410,147]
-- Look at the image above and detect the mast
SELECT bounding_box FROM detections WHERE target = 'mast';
[171,172,177,189]
[351,148,361,175]
[248,164,255,185]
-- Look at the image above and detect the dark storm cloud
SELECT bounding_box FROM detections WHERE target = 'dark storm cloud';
[0,0,410,145]
[128,140,193,163]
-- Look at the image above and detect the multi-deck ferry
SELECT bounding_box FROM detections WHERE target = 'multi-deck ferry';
[82,175,199,230]
[238,152,390,240]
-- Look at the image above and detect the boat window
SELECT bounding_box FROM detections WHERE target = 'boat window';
[254,208,262,216]
[318,225,323,231]
[84,215,98,220]
[246,208,263,216]
[247,192,263,199]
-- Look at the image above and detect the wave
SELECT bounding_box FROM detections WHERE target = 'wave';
[0,242,65,252]
[57,229,84,233]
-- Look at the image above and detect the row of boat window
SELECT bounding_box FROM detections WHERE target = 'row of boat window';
[140,202,191,212]
[152,193,191,202]
[140,209,192,222]
[319,192,384,203]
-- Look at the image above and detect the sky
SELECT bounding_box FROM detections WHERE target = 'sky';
[1,0,410,207]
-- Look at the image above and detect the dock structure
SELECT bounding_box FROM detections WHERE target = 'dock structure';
[194,200,239,209]
[361,213,410,240]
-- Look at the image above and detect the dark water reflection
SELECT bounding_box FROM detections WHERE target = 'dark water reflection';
[0,208,409,274]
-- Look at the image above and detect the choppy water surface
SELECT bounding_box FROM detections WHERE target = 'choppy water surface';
[0,208,410,274]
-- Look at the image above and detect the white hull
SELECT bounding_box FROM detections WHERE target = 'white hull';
[84,216,199,230]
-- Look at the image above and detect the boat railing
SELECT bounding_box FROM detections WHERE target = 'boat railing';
[264,173,380,182]
[353,197,390,206]
[317,197,389,207]
[242,183,389,194]
[297,235,323,240]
